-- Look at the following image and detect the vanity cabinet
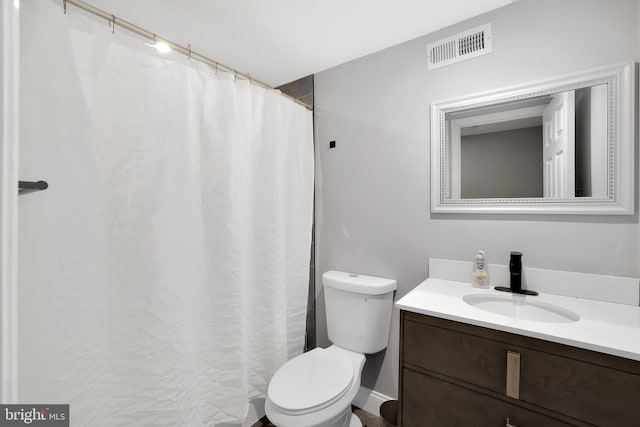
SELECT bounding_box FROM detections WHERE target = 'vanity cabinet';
[399,311,640,426]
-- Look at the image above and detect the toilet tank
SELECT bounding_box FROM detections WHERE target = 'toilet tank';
[323,270,397,354]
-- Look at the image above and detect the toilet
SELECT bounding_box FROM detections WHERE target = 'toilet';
[265,270,397,427]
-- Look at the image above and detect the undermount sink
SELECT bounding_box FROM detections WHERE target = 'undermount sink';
[463,293,580,323]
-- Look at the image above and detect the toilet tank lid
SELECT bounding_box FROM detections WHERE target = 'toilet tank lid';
[322,270,397,295]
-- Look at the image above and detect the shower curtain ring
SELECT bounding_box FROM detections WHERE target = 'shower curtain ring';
[63,0,67,14]
[109,15,116,34]
[187,44,192,60]
[234,71,238,82]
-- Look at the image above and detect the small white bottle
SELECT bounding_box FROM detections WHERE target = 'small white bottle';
[471,250,490,288]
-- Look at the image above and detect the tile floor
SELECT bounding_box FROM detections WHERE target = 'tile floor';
[252,406,381,426]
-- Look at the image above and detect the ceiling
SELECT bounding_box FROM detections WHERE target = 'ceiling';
[80,0,516,87]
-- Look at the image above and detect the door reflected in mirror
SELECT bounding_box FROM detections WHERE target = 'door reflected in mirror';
[447,85,607,199]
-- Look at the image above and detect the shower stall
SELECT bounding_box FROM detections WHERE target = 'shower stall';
[2,0,314,425]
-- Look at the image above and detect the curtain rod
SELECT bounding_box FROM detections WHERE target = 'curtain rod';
[62,0,309,109]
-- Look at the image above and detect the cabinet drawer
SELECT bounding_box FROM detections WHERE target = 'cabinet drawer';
[520,348,640,426]
[403,318,507,395]
[402,313,640,425]
[402,368,574,427]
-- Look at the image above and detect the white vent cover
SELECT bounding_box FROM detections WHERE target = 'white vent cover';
[427,23,492,70]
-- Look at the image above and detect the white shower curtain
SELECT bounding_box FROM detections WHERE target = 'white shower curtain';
[17,1,313,425]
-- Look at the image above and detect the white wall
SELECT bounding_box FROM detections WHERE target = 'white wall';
[314,0,640,400]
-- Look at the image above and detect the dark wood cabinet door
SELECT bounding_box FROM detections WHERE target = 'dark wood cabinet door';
[402,369,576,427]
[403,317,507,394]
[519,348,640,426]
[400,312,640,426]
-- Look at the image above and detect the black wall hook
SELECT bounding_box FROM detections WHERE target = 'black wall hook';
[19,180,48,194]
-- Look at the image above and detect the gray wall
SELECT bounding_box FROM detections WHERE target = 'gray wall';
[313,0,640,400]
[461,126,543,198]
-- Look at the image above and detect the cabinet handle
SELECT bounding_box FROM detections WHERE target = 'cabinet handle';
[506,417,517,427]
[506,351,520,399]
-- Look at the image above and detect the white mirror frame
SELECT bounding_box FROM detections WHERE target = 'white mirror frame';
[430,61,636,215]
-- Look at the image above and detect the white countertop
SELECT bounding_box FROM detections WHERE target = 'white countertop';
[396,278,640,361]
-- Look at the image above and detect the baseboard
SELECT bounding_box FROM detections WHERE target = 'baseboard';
[353,386,394,417]
[244,387,393,424]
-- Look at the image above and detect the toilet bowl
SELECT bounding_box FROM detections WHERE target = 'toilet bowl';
[265,345,365,427]
[265,271,397,427]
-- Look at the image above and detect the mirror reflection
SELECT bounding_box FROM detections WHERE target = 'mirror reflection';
[445,84,608,199]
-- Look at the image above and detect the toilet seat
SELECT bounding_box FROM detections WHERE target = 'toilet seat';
[268,348,354,415]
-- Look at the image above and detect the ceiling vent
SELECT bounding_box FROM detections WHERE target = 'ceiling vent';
[427,23,492,71]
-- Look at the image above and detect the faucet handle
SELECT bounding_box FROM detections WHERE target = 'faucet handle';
[496,251,538,295]
[509,252,523,272]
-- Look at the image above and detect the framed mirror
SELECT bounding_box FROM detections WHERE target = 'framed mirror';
[431,62,635,214]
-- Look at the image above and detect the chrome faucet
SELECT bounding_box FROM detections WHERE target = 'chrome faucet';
[495,251,538,295]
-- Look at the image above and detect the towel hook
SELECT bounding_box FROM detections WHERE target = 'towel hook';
[18,180,49,195]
